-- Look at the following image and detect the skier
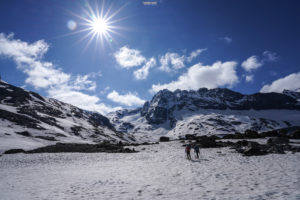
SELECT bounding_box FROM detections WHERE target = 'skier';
[194,144,200,159]
[185,144,192,160]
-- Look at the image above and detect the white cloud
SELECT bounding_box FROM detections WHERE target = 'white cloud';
[245,75,254,82]
[260,72,300,93]
[107,90,145,106]
[186,49,206,63]
[263,51,278,62]
[133,57,156,80]
[159,52,185,72]
[242,51,278,83]
[72,74,97,91]
[0,33,48,62]
[220,36,232,44]
[0,32,118,114]
[48,86,121,114]
[241,56,263,72]
[159,49,206,73]
[151,61,239,93]
[100,86,111,95]
[0,33,70,89]
[114,46,146,68]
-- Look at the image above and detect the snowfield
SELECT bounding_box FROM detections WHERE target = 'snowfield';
[0,141,299,200]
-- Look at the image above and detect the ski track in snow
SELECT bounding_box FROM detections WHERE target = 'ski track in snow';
[0,141,300,200]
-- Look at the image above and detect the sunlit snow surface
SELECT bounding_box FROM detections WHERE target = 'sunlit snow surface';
[0,141,299,200]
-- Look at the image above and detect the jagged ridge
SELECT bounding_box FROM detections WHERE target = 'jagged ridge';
[108,88,300,141]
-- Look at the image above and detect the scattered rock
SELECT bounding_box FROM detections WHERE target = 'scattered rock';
[4,149,26,154]
[290,129,300,139]
[244,130,260,139]
[35,136,57,141]
[242,142,267,156]
[159,136,170,142]
[195,136,219,148]
[15,131,31,137]
[21,143,138,154]
[267,137,289,145]
[185,134,196,140]
[266,145,285,154]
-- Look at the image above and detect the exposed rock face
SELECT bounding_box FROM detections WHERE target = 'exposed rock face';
[108,88,300,140]
[0,81,135,152]
[141,88,300,126]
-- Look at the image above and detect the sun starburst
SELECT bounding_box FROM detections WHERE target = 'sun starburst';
[68,0,126,49]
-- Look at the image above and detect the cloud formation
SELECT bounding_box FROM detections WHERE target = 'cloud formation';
[260,72,300,93]
[245,75,254,82]
[220,36,232,44]
[159,52,185,72]
[0,33,71,89]
[133,57,156,80]
[114,46,146,68]
[151,61,239,93]
[114,46,206,79]
[186,49,207,63]
[0,33,119,114]
[159,49,206,73]
[242,51,278,82]
[262,51,278,62]
[241,56,263,72]
[107,90,145,106]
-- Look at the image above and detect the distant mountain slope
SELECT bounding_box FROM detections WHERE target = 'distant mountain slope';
[0,81,135,153]
[108,88,300,141]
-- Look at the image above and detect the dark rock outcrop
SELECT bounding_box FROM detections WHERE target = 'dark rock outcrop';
[4,149,26,154]
[25,143,137,153]
[159,136,170,142]
[267,137,290,145]
[195,136,220,148]
[140,88,300,126]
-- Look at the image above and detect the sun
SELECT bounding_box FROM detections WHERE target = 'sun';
[91,18,108,34]
[68,1,126,48]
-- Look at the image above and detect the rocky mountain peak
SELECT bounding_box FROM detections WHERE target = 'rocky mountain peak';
[0,81,135,152]
[283,89,300,101]
[139,88,300,126]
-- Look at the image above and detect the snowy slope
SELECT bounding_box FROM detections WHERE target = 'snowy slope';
[108,88,300,141]
[0,81,135,153]
[0,141,299,200]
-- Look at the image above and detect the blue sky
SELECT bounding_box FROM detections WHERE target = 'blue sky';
[0,0,300,114]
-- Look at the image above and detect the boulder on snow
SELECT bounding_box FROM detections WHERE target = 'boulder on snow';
[267,137,289,145]
[222,132,244,139]
[260,130,279,138]
[15,131,31,137]
[195,136,219,148]
[185,134,196,140]
[159,136,170,142]
[266,145,285,154]
[290,129,300,139]
[244,130,260,138]
[35,136,57,141]
[25,143,137,153]
[4,149,26,154]
[242,141,267,156]
[235,140,249,147]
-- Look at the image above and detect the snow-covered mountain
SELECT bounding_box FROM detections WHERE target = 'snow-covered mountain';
[0,81,135,153]
[108,88,300,141]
